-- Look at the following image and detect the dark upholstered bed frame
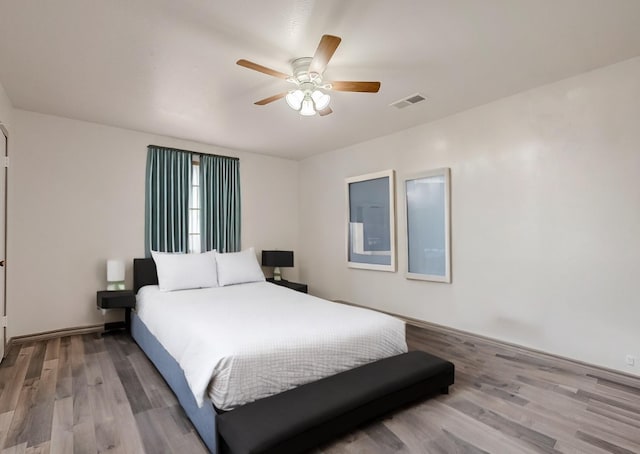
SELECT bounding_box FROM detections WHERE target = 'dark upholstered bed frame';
[132,258,455,454]
[133,257,158,293]
[132,258,220,452]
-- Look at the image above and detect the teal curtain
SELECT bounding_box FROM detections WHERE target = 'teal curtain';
[145,146,192,256]
[200,154,241,253]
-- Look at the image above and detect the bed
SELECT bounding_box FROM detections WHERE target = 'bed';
[131,257,409,453]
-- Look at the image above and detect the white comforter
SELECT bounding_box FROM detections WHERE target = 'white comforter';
[136,282,407,410]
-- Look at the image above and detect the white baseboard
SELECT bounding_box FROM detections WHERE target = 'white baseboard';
[6,323,104,352]
[334,299,640,381]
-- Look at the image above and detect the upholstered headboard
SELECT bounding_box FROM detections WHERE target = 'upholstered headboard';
[133,258,158,293]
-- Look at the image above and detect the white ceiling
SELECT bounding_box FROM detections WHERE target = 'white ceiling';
[1,0,640,160]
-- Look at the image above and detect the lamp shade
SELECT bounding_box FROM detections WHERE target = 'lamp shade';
[286,90,304,110]
[107,259,125,282]
[261,250,294,268]
[311,90,330,110]
[299,96,316,116]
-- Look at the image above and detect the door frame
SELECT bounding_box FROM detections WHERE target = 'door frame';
[0,123,7,357]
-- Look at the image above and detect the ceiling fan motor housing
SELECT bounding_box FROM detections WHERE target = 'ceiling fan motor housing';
[290,57,322,85]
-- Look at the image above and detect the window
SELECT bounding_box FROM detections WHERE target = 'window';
[188,157,201,253]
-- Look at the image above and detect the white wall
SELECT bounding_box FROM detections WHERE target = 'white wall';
[8,110,299,338]
[299,57,640,375]
[0,80,12,130]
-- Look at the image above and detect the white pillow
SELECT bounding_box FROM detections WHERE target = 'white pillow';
[215,247,265,286]
[151,250,218,292]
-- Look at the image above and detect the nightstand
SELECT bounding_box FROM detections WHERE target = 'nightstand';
[97,290,136,333]
[266,278,308,294]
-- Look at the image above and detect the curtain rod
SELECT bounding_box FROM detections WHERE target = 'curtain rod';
[148,144,239,161]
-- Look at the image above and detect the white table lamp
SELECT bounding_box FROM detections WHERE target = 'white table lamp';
[107,259,125,290]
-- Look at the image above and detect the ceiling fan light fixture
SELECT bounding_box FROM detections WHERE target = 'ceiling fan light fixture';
[238,35,381,117]
[300,96,317,116]
[285,89,304,110]
[311,89,330,110]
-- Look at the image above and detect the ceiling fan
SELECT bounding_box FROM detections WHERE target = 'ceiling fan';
[237,35,381,117]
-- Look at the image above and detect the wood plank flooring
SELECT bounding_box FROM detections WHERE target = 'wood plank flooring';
[0,325,638,453]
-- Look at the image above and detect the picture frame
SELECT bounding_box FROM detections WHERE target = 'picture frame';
[346,170,396,272]
[404,168,451,282]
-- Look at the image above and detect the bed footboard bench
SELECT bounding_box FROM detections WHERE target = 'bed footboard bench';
[217,351,455,454]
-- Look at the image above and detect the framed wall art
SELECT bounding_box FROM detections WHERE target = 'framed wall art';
[404,168,451,282]
[346,170,396,272]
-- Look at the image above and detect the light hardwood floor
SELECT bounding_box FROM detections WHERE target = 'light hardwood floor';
[0,324,639,453]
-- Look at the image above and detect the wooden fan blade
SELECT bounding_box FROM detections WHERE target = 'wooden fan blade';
[237,59,290,80]
[330,81,381,93]
[254,92,287,105]
[308,35,341,75]
[318,107,333,116]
